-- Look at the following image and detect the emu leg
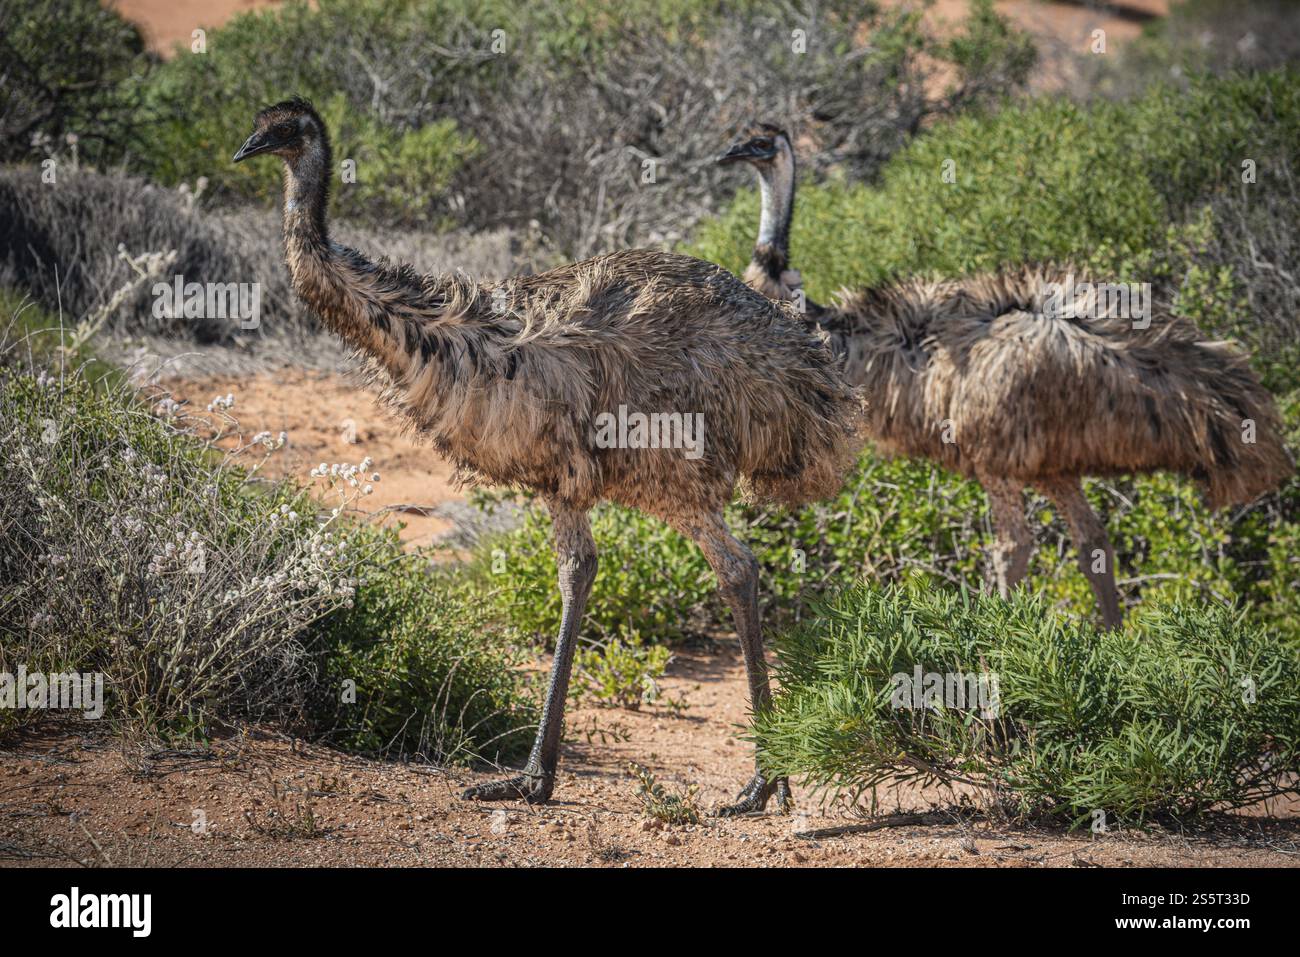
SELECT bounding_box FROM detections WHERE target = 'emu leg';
[982,476,1033,599]
[1038,477,1123,630]
[462,504,596,803]
[668,509,790,816]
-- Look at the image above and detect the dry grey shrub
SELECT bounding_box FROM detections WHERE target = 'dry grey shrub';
[444,1,1034,257]
[0,165,540,346]
[1194,164,1300,363]
[0,342,380,739]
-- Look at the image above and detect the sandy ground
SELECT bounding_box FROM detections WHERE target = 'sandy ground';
[110,0,285,56]
[155,368,464,549]
[3,644,1297,868]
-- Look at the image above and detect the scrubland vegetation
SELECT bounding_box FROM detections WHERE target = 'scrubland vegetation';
[754,586,1300,824]
[2,0,1299,825]
[0,294,536,761]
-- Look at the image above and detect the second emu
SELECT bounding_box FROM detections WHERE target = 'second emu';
[719,123,1292,629]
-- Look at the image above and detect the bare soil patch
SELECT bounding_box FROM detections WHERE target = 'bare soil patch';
[156,368,465,549]
[3,645,1296,868]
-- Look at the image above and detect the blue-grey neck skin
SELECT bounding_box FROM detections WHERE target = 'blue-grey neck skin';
[281,118,332,245]
[754,137,795,261]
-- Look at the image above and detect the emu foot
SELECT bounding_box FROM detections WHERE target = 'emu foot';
[714,773,792,817]
[461,770,553,804]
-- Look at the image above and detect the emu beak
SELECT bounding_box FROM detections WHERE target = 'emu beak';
[716,141,773,166]
[233,131,271,163]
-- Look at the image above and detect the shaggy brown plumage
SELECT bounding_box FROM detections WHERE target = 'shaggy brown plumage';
[237,98,864,814]
[826,268,1291,508]
[720,124,1292,628]
[352,250,866,516]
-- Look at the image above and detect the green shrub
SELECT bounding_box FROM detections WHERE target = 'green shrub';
[691,70,1300,299]
[468,494,717,645]
[753,584,1300,825]
[143,10,482,226]
[571,637,674,711]
[312,533,535,763]
[0,0,152,165]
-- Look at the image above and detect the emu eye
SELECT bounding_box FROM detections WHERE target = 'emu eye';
[274,123,295,137]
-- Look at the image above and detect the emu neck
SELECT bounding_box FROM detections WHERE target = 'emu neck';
[284,144,329,243]
[751,151,794,281]
[277,140,501,398]
[280,143,405,374]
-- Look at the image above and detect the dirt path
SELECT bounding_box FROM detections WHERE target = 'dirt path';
[157,369,465,549]
[3,643,1297,868]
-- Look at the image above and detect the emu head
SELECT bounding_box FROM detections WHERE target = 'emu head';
[717,123,797,272]
[716,122,792,170]
[233,97,326,166]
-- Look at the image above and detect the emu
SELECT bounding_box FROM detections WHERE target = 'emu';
[719,123,1292,629]
[234,99,863,813]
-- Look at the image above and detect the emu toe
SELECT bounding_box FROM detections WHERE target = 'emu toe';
[714,773,793,817]
[461,772,554,804]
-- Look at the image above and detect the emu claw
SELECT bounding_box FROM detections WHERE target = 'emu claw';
[715,773,793,817]
[461,772,553,804]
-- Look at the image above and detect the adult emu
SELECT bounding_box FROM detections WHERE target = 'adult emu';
[235,99,863,813]
[719,123,1291,629]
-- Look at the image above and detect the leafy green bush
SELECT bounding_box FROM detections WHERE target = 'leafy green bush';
[467,494,716,645]
[145,66,480,229]
[314,535,535,762]
[691,70,1300,300]
[752,584,1300,825]
[571,637,674,711]
[0,298,534,758]
[0,0,152,165]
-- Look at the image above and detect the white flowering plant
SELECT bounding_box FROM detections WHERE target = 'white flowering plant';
[0,312,535,761]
